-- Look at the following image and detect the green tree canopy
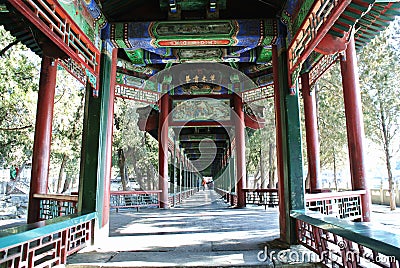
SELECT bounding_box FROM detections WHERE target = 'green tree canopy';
[0,26,39,168]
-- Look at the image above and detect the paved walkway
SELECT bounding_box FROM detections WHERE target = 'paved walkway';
[67,190,280,267]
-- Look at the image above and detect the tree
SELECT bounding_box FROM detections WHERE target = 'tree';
[49,68,85,193]
[359,23,400,210]
[316,65,349,190]
[0,26,39,180]
[113,98,159,191]
[245,97,276,189]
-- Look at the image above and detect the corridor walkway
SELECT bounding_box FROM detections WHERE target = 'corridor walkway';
[66,190,280,267]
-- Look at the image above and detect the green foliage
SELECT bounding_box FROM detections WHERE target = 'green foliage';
[317,64,348,171]
[358,21,400,203]
[0,26,85,193]
[49,68,85,192]
[359,25,400,152]
[113,98,158,188]
[0,26,39,167]
[245,97,276,186]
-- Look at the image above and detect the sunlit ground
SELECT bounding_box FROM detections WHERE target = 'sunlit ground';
[68,190,280,267]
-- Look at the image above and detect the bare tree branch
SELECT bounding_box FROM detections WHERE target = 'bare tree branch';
[0,40,19,57]
[0,124,33,131]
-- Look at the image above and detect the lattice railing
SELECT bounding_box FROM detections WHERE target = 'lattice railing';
[292,210,400,268]
[0,213,95,267]
[115,84,160,104]
[169,189,197,207]
[110,190,161,211]
[215,188,237,207]
[244,188,279,208]
[58,58,87,85]
[309,53,339,87]
[34,193,78,221]
[305,190,365,221]
[242,84,274,103]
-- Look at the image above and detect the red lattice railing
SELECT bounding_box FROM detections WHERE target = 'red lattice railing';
[292,210,399,268]
[244,188,279,208]
[305,190,365,221]
[0,213,95,267]
[215,188,237,207]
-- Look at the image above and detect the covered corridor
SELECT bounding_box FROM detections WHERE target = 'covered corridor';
[1,0,400,267]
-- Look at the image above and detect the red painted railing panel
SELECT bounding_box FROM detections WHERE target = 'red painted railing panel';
[295,219,399,268]
[305,190,365,220]
[0,214,94,267]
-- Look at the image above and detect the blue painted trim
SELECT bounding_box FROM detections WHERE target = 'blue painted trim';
[291,209,400,259]
[0,212,96,249]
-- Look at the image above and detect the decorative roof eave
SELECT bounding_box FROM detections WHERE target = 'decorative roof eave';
[286,0,352,91]
[330,1,400,50]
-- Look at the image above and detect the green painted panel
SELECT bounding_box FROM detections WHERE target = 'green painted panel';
[125,49,145,65]
[78,83,101,214]
[363,13,392,22]
[348,2,370,12]
[328,29,345,38]
[338,17,356,26]
[292,0,314,35]
[150,20,238,46]
[116,59,159,76]
[114,23,128,48]
[261,19,277,46]
[176,48,224,62]
[78,45,114,229]
[277,43,305,244]
[333,23,350,32]
[358,21,388,31]
[257,48,272,64]
[343,10,362,20]
[116,72,146,88]
[58,0,100,50]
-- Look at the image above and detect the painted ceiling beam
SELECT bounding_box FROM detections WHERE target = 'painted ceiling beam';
[103,19,276,55]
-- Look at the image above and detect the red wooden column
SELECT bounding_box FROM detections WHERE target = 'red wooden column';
[233,93,246,208]
[301,72,322,193]
[340,32,371,221]
[158,93,170,208]
[272,45,286,240]
[28,55,57,223]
